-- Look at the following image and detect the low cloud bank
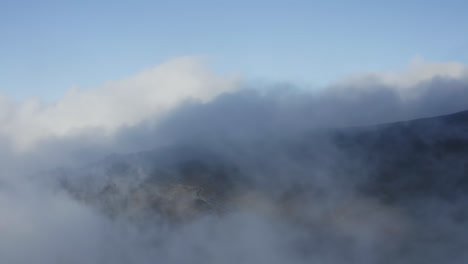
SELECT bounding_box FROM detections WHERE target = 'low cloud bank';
[1,57,468,263]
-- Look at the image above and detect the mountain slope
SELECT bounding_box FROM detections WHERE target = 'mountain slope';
[56,110,468,220]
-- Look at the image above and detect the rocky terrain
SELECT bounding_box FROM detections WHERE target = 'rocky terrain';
[57,110,468,218]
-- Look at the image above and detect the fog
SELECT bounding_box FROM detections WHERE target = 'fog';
[1,57,468,263]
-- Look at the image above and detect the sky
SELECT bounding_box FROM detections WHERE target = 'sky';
[1,0,468,100]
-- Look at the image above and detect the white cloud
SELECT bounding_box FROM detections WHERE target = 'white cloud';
[334,57,468,100]
[2,56,467,153]
[0,56,240,151]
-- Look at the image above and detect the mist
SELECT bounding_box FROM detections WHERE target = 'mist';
[1,57,468,263]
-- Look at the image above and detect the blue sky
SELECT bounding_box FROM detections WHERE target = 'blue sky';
[1,0,468,100]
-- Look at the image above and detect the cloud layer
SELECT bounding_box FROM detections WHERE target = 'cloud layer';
[0,56,239,151]
[1,57,468,264]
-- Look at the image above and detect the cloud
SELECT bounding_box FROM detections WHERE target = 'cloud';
[2,56,468,176]
[334,56,467,88]
[2,56,468,156]
[153,58,468,148]
[0,57,468,264]
[0,56,240,151]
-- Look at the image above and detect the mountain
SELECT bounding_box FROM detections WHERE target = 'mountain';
[335,109,468,202]
[55,110,468,224]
